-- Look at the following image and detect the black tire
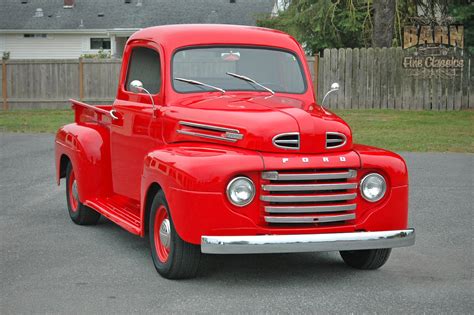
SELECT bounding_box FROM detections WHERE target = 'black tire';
[340,248,392,270]
[65,162,100,225]
[149,190,201,279]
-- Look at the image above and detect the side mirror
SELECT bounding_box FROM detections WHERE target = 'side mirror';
[129,80,144,94]
[321,82,340,107]
[128,79,156,117]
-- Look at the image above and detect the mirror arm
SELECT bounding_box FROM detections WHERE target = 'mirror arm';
[140,87,156,117]
[321,89,337,107]
[129,80,156,117]
[321,83,340,107]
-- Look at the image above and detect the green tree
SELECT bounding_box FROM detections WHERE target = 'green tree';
[449,1,473,56]
[257,0,471,54]
[258,0,373,53]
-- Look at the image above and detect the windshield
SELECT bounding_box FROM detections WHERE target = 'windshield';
[172,46,307,94]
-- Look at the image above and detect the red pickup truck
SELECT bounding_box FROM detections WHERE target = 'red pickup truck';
[55,24,415,279]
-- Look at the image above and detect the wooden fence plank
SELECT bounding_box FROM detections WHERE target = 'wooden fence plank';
[422,52,431,110]
[411,55,421,110]
[468,58,473,109]
[454,64,463,110]
[2,60,7,110]
[467,58,473,109]
[329,48,338,108]
[337,48,345,109]
[366,48,374,109]
[344,48,352,109]
[359,48,367,109]
[375,48,383,109]
[438,72,444,111]
[402,51,416,110]
[387,48,395,109]
[460,56,468,109]
[377,47,389,109]
[351,48,359,109]
[317,52,324,103]
[321,48,331,105]
[394,48,403,109]
[446,65,455,110]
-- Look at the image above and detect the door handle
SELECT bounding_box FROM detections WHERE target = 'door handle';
[110,110,119,120]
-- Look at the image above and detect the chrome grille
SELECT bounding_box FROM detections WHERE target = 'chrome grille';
[326,132,347,149]
[261,169,357,225]
[272,132,300,150]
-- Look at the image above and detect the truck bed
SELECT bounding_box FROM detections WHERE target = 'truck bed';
[70,99,113,125]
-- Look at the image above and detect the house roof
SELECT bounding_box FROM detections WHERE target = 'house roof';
[0,0,274,31]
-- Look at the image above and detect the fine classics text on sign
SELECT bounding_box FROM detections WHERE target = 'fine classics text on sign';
[402,25,465,79]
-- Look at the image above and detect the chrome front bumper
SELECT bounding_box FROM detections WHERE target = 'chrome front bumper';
[201,229,415,254]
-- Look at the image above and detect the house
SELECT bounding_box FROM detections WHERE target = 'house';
[0,0,275,59]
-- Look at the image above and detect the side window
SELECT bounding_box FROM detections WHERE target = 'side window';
[126,47,161,94]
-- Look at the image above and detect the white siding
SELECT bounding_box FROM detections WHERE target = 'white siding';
[0,34,6,55]
[2,33,111,59]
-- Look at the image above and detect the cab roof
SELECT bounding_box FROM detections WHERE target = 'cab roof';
[129,24,303,54]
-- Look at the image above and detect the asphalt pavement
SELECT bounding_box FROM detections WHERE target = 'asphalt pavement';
[1,133,472,314]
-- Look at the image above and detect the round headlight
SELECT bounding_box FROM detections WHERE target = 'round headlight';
[360,173,386,202]
[226,176,255,207]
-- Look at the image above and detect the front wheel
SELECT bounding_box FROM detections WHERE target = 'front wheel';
[340,248,392,270]
[149,191,201,279]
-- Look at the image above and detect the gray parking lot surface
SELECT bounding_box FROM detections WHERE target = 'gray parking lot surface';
[1,133,472,314]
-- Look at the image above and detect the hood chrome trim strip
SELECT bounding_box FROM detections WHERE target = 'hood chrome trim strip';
[179,121,240,134]
[177,121,243,142]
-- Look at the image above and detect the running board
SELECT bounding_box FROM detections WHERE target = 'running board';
[84,195,141,235]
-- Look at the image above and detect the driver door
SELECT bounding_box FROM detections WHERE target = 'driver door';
[110,44,163,201]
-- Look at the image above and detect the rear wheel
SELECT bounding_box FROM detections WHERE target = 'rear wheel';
[340,248,392,270]
[65,162,100,225]
[149,191,201,279]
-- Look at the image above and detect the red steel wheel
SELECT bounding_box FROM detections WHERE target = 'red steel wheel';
[67,168,79,212]
[149,190,201,279]
[154,206,171,263]
[65,161,100,225]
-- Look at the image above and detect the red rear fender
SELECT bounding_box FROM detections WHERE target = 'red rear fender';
[55,123,112,202]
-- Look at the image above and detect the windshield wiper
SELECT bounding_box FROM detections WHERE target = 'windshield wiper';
[174,77,226,94]
[226,72,275,95]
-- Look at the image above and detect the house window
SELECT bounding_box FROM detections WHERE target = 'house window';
[24,34,48,38]
[126,47,161,94]
[90,38,111,50]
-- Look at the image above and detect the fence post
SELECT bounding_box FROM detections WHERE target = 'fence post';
[2,59,7,110]
[313,53,319,101]
[79,57,84,101]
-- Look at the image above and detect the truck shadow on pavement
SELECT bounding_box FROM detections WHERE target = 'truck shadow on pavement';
[95,216,358,283]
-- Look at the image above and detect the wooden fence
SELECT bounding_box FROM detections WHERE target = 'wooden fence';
[1,50,472,110]
[1,59,121,109]
[311,48,473,110]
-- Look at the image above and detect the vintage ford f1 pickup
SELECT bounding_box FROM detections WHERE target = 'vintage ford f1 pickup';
[55,24,415,279]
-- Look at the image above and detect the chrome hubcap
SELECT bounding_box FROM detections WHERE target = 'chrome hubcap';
[159,218,171,249]
[72,180,79,201]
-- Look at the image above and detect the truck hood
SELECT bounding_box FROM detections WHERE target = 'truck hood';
[163,94,352,154]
